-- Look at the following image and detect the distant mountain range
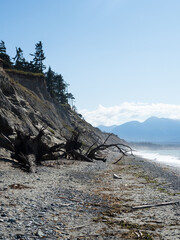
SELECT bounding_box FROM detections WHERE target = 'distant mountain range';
[98,117,180,144]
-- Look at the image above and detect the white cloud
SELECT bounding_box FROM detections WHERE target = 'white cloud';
[79,102,180,126]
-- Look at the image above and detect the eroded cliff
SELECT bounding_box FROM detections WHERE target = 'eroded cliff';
[0,68,123,158]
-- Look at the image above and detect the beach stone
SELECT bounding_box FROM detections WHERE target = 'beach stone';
[53,216,58,221]
[36,229,44,237]
[15,233,25,239]
[1,213,6,217]
[8,218,16,223]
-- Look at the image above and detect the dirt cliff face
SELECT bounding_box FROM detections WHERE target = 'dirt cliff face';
[0,69,124,153]
[7,71,51,102]
[0,70,61,136]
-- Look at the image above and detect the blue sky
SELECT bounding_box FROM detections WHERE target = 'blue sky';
[1,0,180,126]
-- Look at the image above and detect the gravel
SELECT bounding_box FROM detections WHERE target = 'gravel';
[0,153,180,239]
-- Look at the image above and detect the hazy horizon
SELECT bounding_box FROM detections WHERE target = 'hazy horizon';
[97,115,180,127]
[81,104,180,127]
[98,116,180,145]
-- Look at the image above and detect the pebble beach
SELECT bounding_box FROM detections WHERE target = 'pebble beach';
[0,152,180,239]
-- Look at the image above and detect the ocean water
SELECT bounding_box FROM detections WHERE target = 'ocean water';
[134,147,180,169]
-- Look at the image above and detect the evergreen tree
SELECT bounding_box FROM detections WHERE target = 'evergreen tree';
[0,40,6,54]
[45,66,55,97]
[0,40,12,68]
[30,41,46,73]
[67,92,75,107]
[21,60,32,72]
[53,74,68,104]
[13,47,25,70]
[45,67,74,105]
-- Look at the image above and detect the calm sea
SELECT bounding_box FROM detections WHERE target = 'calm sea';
[134,147,180,169]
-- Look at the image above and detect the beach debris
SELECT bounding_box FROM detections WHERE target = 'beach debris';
[9,184,31,189]
[113,174,121,179]
[0,128,133,172]
[132,200,180,210]
[134,230,143,238]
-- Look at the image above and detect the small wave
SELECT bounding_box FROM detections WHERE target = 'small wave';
[135,150,180,169]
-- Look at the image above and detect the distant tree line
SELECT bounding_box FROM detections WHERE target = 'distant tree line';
[0,40,74,105]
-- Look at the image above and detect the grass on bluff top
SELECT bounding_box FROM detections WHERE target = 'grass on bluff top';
[5,68,44,78]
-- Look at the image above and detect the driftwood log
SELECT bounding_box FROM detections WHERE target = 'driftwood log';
[132,200,180,210]
[0,128,133,172]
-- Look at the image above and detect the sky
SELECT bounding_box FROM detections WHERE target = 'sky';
[1,0,180,126]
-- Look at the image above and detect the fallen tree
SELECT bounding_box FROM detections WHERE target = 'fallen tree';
[0,128,133,172]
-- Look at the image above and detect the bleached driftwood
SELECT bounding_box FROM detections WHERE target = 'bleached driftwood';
[113,174,121,179]
[132,200,180,210]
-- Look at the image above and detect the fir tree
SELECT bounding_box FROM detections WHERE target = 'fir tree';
[66,92,75,107]
[0,40,6,54]
[53,74,67,104]
[13,47,25,70]
[30,41,46,73]
[45,66,55,97]
[45,67,74,105]
[0,40,12,68]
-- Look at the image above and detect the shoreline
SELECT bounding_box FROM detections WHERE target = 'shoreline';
[0,153,180,239]
[133,146,180,173]
[131,154,180,191]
